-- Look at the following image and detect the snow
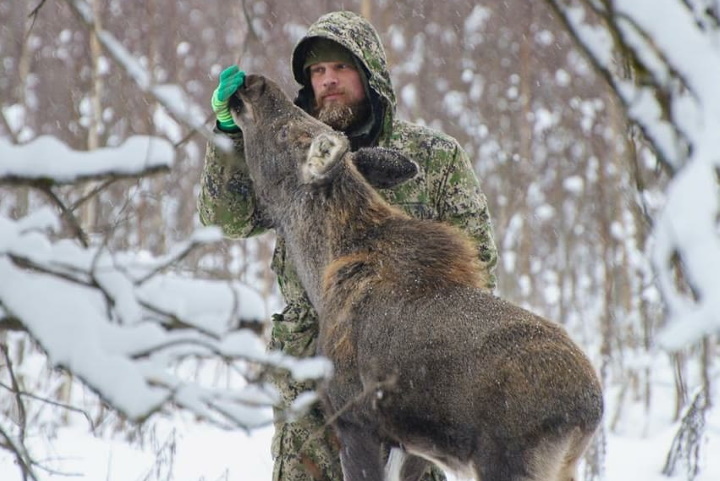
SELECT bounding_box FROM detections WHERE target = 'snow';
[0,257,169,418]
[556,0,720,349]
[464,5,491,36]
[0,135,174,183]
[0,134,330,432]
[615,0,720,348]
[1,402,718,481]
[563,175,584,194]
[3,1,720,480]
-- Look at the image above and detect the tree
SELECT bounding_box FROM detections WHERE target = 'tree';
[0,134,331,481]
[545,0,720,477]
[0,2,330,478]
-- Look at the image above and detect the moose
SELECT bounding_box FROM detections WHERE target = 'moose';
[228,74,603,481]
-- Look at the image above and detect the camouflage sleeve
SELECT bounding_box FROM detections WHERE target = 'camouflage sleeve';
[197,128,269,238]
[435,143,498,290]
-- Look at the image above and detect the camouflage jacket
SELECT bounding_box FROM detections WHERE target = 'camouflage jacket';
[198,11,498,332]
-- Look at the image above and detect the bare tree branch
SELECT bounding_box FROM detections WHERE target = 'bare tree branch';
[69,178,119,212]
[0,343,39,481]
[26,0,49,38]
[0,424,40,481]
[0,380,96,430]
[36,184,90,248]
[7,253,94,288]
[62,0,228,151]
[0,344,28,449]
[544,0,683,175]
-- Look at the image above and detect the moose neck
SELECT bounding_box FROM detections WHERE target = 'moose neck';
[278,161,393,313]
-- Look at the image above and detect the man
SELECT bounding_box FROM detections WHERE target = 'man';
[198,10,497,481]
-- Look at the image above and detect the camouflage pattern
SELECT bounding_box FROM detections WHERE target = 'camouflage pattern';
[198,10,497,481]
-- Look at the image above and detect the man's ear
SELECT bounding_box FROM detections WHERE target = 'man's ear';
[352,148,418,189]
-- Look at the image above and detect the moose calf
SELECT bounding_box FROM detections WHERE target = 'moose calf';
[229,74,603,481]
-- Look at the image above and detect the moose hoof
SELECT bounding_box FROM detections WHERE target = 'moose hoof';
[303,133,349,183]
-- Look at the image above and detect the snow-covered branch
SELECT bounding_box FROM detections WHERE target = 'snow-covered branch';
[0,136,332,432]
[0,136,173,186]
[546,0,720,349]
[0,135,175,247]
[545,0,689,173]
[0,210,331,429]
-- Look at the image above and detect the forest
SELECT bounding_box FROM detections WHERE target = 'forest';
[1,1,718,480]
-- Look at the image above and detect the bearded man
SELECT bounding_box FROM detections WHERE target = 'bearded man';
[198,10,498,481]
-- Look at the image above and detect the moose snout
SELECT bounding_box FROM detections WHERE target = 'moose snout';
[228,75,268,126]
[227,91,244,113]
[237,74,266,100]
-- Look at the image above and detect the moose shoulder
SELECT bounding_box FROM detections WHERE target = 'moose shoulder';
[230,74,603,481]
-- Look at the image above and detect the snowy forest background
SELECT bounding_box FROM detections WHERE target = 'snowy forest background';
[1,0,719,480]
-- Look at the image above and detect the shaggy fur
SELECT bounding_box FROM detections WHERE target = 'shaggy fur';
[230,74,603,481]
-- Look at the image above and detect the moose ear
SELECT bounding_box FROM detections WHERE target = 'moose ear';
[352,148,418,189]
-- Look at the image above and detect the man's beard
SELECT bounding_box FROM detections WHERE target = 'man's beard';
[313,99,370,132]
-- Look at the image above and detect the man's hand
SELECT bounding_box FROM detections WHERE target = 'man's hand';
[211,66,246,132]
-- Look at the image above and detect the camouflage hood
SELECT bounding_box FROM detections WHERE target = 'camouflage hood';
[291,11,396,148]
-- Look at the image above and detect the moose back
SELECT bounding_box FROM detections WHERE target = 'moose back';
[228,74,603,481]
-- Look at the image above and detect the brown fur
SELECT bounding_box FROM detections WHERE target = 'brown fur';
[321,206,489,368]
[322,251,375,362]
[231,74,603,481]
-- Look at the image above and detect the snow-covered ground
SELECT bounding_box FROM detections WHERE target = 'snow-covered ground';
[2,398,717,481]
[1,348,718,480]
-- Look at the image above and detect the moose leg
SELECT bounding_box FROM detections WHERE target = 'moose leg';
[473,441,529,481]
[514,429,593,481]
[475,432,589,481]
[399,453,432,481]
[555,428,595,481]
[383,447,435,481]
[336,422,385,481]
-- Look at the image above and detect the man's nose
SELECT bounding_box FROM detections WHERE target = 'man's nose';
[322,72,338,87]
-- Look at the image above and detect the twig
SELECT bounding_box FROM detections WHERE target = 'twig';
[237,0,260,64]
[36,184,90,247]
[662,386,708,481]
[138,300,224,340]
[295,376,398,455]
[173,112,216,150]
[27,0,47,19]
[135,238,207,285]
[7,252,93,288]
[0,177,88,246]
[0,344,28,454]
[26,0,48,37]
[0,424,39,481]
[0,380,96,431]
[69,178,117,212]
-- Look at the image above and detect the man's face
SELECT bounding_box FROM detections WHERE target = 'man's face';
[309,61,368,131]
